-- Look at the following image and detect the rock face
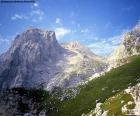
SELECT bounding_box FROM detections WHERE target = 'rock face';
[109,21,140,68]
[0,28,107,91]
[0,29,65,90]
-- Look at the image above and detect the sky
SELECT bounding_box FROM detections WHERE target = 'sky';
[0,0,140,56]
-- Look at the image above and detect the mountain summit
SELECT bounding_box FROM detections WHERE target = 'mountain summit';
[109,21,140,68]
[0,28,106,91]
[0,29,65,90]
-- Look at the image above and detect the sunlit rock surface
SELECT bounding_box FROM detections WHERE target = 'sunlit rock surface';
[109,21,140,68]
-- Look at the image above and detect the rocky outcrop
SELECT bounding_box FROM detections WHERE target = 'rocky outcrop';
[109,21,140,68]
[123,83,140,115]
[82,103,108,116]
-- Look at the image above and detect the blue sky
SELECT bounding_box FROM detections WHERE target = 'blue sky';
[0,0,140,56]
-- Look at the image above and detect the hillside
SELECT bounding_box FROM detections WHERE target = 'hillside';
[51,55,140,116]
[1,55,139,115]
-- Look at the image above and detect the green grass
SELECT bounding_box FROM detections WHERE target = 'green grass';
[101,91,134,116]
[136,46,140,52]
[49,55,140,116]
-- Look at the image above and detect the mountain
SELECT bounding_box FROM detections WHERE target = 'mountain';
[0,22,140,116]
[0,28,107,91]
[1,21,140,116]
[0,28,64,90]
[109,21,140,68]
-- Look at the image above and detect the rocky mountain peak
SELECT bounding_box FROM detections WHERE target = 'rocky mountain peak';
[21,28,57,43]
[8,28,62,63]
[109,21,140,68]
[68,41,81,48]
[0,28,64,90]
[61,41,82,50]
[133,20,140,33]
[0,28,106,91]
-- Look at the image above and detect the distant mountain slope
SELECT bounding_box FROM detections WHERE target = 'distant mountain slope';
[61,41,103,62]
[0,28,106,91]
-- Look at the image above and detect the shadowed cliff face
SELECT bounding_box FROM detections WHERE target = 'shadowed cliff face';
[0,28,106,91]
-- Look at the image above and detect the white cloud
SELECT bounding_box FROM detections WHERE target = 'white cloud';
[30,9,44,22]
[32,16,43,22]
[31,9,44,15]
[11,14,28,20]
[0,35,12,54]
[55,18,61,24]
[81,28,89,33]
[0,35,13,43]
[0,38,10,43]
[55,27,71,39]
[33,3,39,7]
[107,35,122,46]
[86,29,130,56]
[11,4,44,22]
[87,41,118,56]
[108,29,130,45]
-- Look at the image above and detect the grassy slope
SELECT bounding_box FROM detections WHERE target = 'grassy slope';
[50,55,140,116]
[101,91,135,116]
